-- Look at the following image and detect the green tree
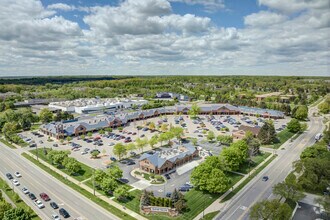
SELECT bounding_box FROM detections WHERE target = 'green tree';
[94,169,107,185]
[3,207,32,220]
[293,105,308,121]
[188,103,200,119]
[136,138,148,152]
[160,123,169,133]
[314,195,330,214]
[114,185,131,201]
[148,122,156,131]
[63,157,81,175]
[258,120,276,144]
[2,122,19,141]
[318,99,330,114]
[216,135,233,145]
[91,150,100,158]
[100,177,118,192]
[113,143,127,160]
[286,119,301,133]
[106,165,123,179]
[273,173,305,202]
[149,135,158,149]
[207,131,215,142]
[250,199,292,220]
[191,138,198,146]
[87,132,93,138]
[39,108,53,123]
[126,142,136,155]
[0,200,12,219]
[47,150,70,167]
[219,147,242,171]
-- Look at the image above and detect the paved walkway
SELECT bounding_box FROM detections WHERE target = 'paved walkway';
[193,153,274,220]
[24,151,148,220]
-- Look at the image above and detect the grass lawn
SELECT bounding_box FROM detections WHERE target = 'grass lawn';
[201,211,220,220]
[30,148,93,181]
[0,139,17,149]
[238,152,272,174]
[21,153,135,220]
[31,123,42,131]
[263,129,296,149]
[0,178,40,220]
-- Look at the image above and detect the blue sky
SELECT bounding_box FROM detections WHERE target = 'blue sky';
[0,0,329,76]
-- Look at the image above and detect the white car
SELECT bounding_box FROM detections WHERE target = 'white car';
[51,214,61,220]
[34,199,45,209]
[14,171,21,178]
[12,179,20,186]
[22,187,29,194]
[108,142,115,146]
[81,151,88,155]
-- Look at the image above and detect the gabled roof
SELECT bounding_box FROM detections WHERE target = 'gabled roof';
[235,125,261,136]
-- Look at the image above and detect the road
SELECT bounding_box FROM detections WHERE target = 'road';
[0,143,120,220]
[215,106,324,220]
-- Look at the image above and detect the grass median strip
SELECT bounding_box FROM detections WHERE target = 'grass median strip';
[0,177,40,220]
[222,154,277,202]
[0,139,17,149]
[21,152,136,220]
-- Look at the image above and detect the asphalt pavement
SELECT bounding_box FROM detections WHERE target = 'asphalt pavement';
[214,106,324,220]
[0,143,120,220]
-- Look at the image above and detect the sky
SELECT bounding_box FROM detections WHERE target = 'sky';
[0,0,329,76]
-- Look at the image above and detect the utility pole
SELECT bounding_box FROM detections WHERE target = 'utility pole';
[93,168,96,196]
[36,144,39,162]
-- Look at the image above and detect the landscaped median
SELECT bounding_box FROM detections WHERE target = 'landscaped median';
[0,177,40,220]
[0,138,17,149]
[21,152,136,220]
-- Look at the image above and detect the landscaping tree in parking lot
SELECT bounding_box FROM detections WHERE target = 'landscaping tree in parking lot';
[149,134,158,149]
[207,131,215,142]
[105,127,113,133]
[87,132,92,138]
[126,142,136,155]
[188,103,200,119]
[148,122,156,131]
[136,137,148,152]
[99,129,105,135]
[66,136,72,143]
[170,127,184,142]
[273,173,305,202]
[250,199,292,220]
[158,133,167,146]
[91,150,100,158]
[216,135,233,145]
[160,123,169,133]
[113,143,127,160]
[114,185,131,201]
[191,138,198,146]
[286,118,301,133]
[258,120,276,144]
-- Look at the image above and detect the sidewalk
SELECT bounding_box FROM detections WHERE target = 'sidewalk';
[24,151,148,220]
[193,153,274,220]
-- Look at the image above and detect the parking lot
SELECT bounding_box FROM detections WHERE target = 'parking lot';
[20,114,289,195]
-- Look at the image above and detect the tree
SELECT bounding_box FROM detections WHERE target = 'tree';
[158,133,168,146]
[314,195,330,214]
[207,131,215,142]
[99,129,105,135]
[273,173,305,202]
[63,157,81,175]
[87,132,93,138]
[160,123,169,133]
[141,190,151,206]
[244,131,260,156]
[66,136,72,143]
[114,185,131,201]
[39,108,53,123]
[171,189,180,204]
[250,199,292,220]
[0,200,12,219]
[91,151,100,158]
[293,105,308,120]
[188,103,200,119]
[94,169,107,185]
[113,143,127,160]
[47,150,70,167]
[136,138,148,152]
[2,122,19,141]
[219,147,242,171]
[106,165,123,179]
[3,207,32,220]
[258,120,276,144]
[217,135,233,145]
[148,122,156,131]
[191,138,198,146]
[100,177,118,192]
[169,127,184,141]
[286,119,301,133]
[318,98,330,114]
[149,135,158,149]
[126,143,136,155]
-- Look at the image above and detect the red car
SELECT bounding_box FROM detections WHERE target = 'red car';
[39,193,50,201]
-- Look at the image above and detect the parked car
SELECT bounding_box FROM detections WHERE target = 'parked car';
[81,151,88,155]
[110,157,117,162]
[53,144,59,147]
[29,193,36,200]
[120,159,128,164]
[12,179,20,186]
[40,192,50,201]
[29,143,37,148]
[165,174,170,180]
[108,142,115,146]
[130,152,137,156]
[166,192,172,198]
[6,173,13,180]
[117,178,129,184]
[127,161,135,165]
[22,187,29,194]
[178,186,190,192]
[132,132,137,135]
[140,134,145,138]
[34,199,45,209]
[59,208,70,218]
[50,201,59,209]
[51,214,61,220]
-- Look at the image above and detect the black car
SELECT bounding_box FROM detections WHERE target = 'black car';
[50,202,59,209]
[127,161,135,165]
[262,176,269,181]
[117,178,129,184]
[178,186,190,192]
[29,193,36,200]
[6,173,13,180]
[120,159,128,164]
[59,208,70,218]
[166,192,172,198]
[165,174,171,180]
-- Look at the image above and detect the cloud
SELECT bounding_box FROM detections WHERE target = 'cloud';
[258,0,330,14]
[169,0,225,13]
[244,11,287,27]
[47,3,76,11]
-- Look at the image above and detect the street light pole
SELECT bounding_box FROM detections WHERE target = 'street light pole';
[93,168,96,196]
[36,144,39,162]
